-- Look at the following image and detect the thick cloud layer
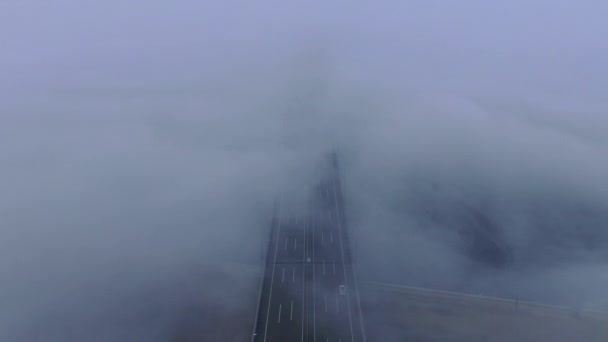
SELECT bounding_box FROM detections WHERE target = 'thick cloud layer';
[2,0,608,340]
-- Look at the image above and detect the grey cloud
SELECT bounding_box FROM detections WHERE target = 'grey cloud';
[1,0,608,340]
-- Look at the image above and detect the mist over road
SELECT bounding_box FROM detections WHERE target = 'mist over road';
[2,1,608,341]
[253,156,365,342]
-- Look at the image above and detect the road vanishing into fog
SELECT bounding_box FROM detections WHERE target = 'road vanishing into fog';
[253,155,366,342]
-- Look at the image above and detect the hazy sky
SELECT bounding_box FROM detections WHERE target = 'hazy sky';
[2,1,608,341]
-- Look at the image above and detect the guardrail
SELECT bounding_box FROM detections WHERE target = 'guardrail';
[364,281,608,320]
[250,200,277,342]
[333,152,367,342]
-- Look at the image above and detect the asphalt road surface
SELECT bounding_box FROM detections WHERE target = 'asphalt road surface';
[253,156,366,342]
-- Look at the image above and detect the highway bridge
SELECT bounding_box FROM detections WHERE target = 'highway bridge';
[252,155,366,342]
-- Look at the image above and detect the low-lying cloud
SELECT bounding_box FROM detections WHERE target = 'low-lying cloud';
[2,0,608,340]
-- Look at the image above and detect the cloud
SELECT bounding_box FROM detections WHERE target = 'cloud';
[1,0,608,340]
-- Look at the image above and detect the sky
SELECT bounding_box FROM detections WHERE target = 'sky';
[1,1,608,341]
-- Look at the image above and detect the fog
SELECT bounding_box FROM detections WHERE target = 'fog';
[2,1,608,340]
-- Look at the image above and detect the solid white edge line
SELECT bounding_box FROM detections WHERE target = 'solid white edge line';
[352,259,368,342]
[301,214,306,342]
[333,165,368,342]
[251,200,276,342]
[263,206,282,342]
[332,170,356,342]
[313,206,317,342]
